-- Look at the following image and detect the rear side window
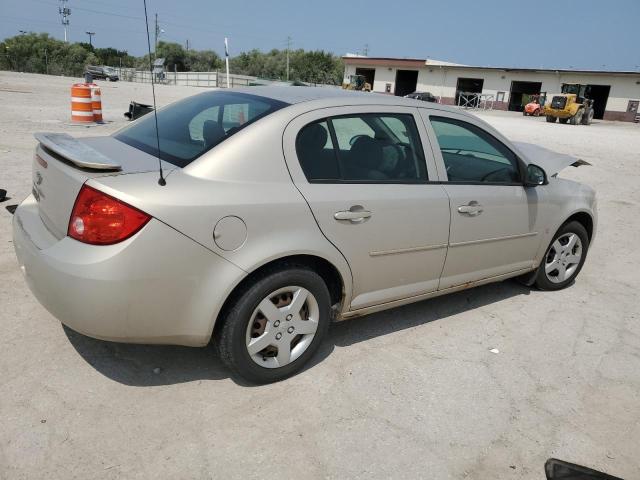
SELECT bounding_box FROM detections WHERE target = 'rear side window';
[296,113,428,183]
[430,116,520,184]
[115,91,286,167]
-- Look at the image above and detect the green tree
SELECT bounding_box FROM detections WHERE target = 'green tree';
[186,49,223,71]
[229,48,343,84]
[0,33,98,76]
[155,41,188,71]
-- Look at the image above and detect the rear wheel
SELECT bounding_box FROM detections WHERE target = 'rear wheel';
[534,221,589,291]
[582,108,594,125]
[217,267,331,383]
[559,117,569,124]
[570,110,584,125]
[546,116,557,123]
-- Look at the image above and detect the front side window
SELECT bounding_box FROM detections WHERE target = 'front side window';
[296,113,428,183]
[115,91,286,167]
[430,116,521,184]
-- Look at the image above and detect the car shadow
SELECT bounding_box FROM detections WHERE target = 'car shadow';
[64,280,531,387]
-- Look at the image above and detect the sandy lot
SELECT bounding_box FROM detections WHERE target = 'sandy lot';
[1,71,639,479]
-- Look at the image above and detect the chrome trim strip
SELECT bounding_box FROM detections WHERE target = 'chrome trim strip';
[449,231,538,247]
[370,243,448,257]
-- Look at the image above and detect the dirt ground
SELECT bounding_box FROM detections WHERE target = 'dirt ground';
[1,71,639,479]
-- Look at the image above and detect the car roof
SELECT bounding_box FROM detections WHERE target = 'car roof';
[228,86,458,113]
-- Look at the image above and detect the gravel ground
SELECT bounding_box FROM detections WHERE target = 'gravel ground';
[1,71,639,480]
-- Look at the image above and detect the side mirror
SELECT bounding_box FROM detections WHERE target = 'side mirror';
[524,164,547,187]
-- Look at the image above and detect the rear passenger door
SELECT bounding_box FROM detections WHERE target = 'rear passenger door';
[283,106,450,311]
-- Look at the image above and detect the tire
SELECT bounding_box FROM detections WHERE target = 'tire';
[559,118,569,124]
[534,221,589,291]
[570,110,584,125]
[217,267,331,384]
[546,116,557,123]
[582,108,594,125]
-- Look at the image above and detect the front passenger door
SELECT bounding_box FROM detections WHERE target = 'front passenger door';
[423,113,543,289]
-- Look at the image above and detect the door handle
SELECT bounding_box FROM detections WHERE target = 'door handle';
[334,208,372,222]
[457,202,483,216]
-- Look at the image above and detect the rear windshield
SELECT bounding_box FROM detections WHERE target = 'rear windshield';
[114,91,287,167]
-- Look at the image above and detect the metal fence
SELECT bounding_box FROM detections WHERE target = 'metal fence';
[114,68,255,88]
[113,68,341,89]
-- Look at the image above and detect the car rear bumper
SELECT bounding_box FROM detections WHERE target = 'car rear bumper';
[13,195,245,347]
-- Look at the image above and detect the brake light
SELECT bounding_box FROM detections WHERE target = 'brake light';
[68,185,151,245]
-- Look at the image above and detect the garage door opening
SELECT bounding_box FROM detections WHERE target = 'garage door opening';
[586,84,610,120]
[394,70,418,97]
[455,78,484,106]
[509,81,542,112]
[355,68,375,90]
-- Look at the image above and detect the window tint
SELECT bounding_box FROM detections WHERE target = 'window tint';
[295,121,339,181]
[430,116,520,183]
[115,91,286,167]
[296,113,427,183]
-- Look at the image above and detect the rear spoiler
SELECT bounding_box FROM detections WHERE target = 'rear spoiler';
[35,132,122,171]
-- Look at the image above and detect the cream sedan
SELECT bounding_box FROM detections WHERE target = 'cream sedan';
[13,88,596,383]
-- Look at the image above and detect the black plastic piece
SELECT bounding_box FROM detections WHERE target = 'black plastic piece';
[545,458,624,480]
[124,101,154,121]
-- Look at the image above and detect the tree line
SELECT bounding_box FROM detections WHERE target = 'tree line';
[0,33,344,84]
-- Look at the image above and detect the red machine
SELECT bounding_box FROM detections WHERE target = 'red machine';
[524,93,546,116]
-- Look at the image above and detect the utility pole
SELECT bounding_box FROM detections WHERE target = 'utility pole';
[224,37,230,88]
[58,0,71,43]
[44,48,48,74]
[185,39,189,51]
[286,36,292,81]
[363,43,369,56]
[86,31,95,47]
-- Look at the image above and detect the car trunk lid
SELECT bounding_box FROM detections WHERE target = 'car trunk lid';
[32,132,174,240]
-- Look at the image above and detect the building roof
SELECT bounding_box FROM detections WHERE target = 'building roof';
[341,56,640,76]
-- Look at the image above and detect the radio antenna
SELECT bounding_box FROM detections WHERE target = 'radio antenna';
[142,0,166,186]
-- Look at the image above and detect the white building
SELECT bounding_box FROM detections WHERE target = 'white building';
[342,56,640,122]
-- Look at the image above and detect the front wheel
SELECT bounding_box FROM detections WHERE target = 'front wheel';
[217,267,331,383]
[546,115,557,123]
[570,110,584,125]
[534,221,589,291]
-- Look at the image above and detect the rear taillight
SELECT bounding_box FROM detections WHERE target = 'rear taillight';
[68,184,151,245]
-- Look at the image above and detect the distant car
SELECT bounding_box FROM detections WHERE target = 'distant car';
[85,65,119,82]
[405,91,438,103]
[14,88,596,383]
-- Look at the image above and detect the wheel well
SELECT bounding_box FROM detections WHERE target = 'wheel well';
[566,212,593,241]
[212,255,345,341]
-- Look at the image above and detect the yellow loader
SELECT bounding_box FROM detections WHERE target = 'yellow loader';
[342,74,372,92]
[543,84,595,125]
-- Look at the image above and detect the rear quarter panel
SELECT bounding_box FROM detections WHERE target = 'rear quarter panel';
[94,110,354,312]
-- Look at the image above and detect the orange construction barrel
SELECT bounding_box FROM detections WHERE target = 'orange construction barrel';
[71,83,94,123]
[90,85,103,123]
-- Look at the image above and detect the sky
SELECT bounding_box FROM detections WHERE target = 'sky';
[1,0,639,71]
